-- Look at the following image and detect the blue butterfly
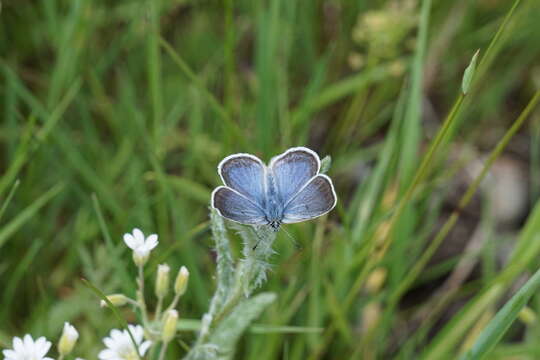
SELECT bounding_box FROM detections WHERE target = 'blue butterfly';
[211,147,337,231]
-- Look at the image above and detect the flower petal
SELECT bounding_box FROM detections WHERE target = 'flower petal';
[12,337,24,352]
[104,336,117,350]
[128,325,143,343]
[98,349,117,360]
[3,349,17,360]
[145,234,158,250]
[35,337,51,358]
[133,228,145,244]
[23,334,33,349]
[110,329,123,341]
[123,234,138,250]
[139,340,152,356]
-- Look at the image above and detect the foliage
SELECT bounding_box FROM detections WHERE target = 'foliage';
[1,0,540,358]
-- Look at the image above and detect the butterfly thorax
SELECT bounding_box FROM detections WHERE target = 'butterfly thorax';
[264,173,284,230]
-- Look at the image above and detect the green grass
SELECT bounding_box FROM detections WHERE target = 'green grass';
[1,0,540,359]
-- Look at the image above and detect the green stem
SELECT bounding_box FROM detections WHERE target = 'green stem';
[138,265,150,327]
[195,275,243,347]
[476,0,522,73]
[164,293,181,314]
[158,341,168,360]
[155,296,163,321]
[125,297,141,308]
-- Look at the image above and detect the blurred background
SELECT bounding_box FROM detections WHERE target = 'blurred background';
[1,0,540,359]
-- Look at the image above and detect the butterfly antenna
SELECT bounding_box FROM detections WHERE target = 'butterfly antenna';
[281,226,302,251]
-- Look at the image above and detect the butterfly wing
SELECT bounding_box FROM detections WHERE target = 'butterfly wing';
[218,154,266,205]
[282,174,337,223]
[211,186,267,225]
[269,147,320,204]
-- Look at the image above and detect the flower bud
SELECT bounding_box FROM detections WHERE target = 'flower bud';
[174,266,189,296]
[162,310,178,343]
[58,322,79,356]
[100,294,129,308]
[155,264,170,299]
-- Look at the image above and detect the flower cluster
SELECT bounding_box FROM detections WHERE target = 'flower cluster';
[2,228,189,360]
[97,228,190,360]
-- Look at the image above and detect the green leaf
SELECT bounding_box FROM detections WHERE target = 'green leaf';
[207,209,236,317]
[462,50,480,95]
[320,156,332,174]
[209,292,276,359]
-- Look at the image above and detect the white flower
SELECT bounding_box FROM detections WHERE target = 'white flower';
[123,228,158,266]
[58,322,79,355]
[2,334,53,360]
[98,325,152,360]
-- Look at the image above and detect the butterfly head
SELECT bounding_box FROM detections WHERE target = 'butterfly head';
[268,219,281,232]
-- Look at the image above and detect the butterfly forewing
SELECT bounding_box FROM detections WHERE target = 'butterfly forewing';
[218,154,266,205]
[282,174,337,223]
[269,147,320,204]
[211,186,267,225]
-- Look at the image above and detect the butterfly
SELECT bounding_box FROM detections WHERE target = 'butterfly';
[211,147,337,231]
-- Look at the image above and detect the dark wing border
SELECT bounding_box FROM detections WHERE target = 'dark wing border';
[281,174,337,223]
[211,185,268,225]
[268,146,321,175]
[217,153,266,189]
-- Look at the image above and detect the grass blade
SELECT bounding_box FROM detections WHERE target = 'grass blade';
[0,183,63,250]
[0,179,20,222]
[459,260,540,360]
[399,0,432,187]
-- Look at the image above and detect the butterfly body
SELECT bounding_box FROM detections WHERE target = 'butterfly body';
[263,173,285,230]
[211,147,337,230]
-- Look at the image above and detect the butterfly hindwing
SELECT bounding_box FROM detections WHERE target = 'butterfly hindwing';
[269,147,320,204]
[282,174,337,223]
[218,154,266,206]
[211,186,267,225]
